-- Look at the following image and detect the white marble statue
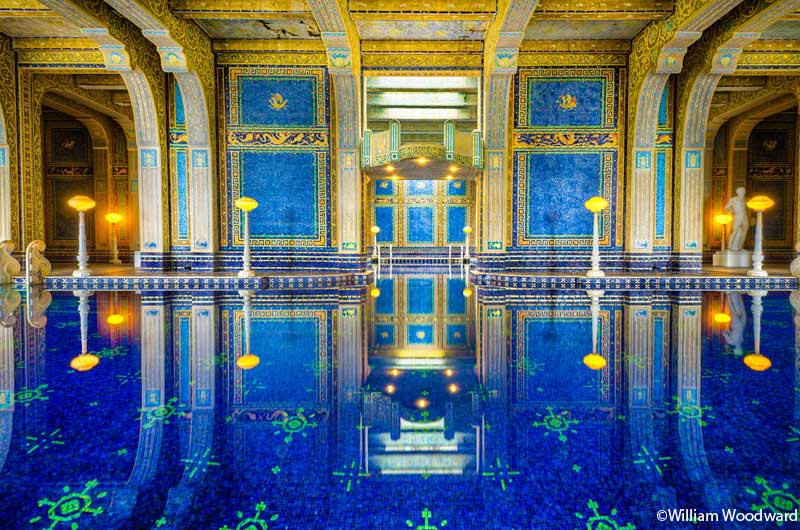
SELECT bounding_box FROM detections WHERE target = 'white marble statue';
[790,242,800,277]
[722,292,746,356]
[723,187,750,251]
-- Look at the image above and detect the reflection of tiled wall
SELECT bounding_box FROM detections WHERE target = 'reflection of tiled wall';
[370,179,474,246]
[371,275,472,354]
[746,114,796,251]
[219,66,332,251]
[43,112,93,249]
[511,67,624,251]
[509,304,620,405]
[221,306,332,408]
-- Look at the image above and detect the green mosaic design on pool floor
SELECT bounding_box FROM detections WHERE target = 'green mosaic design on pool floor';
[272,407,318,444]
[139,397,183,428]
[15,384,53,407]
[332,459,370,492]
[745,476,800,526]
[29,479,108,530]
[632,445,671,476]
[787,426,799,443]
[482,457,520,491]
[574,500,635,530]
[180,448,220,479]
[532,406,579,442]
[406,508,447,530]
[25,428,65,454]
[667,396,714,427]
[93,345,128,359]
[219,502,278,530]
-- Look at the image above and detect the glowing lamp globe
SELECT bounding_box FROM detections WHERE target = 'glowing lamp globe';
[105,212,123,224]
[583,353,607,370]
[385,384,396,394]
[584,196,608,213]
[370,225,381,234]
[449,165,458,172]
[370,287,381,298]
[444,368,454,377]
[447,384,459,394]
[462,287,473,298]
[744,353,771,372]
[68,195,96,212]
[746,196,774,212]
[415,397,429,409]
[236,353,260,370]
[714,213,733,225]
[713,312,731,324]
[386,165,395,172]
[70,353,100,372]
[234,197,259,212]
[106,313,125,325]
[463,226,473,235]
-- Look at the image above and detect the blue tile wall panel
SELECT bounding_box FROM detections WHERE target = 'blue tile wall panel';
[407,206,434,244]
[376,278,394,314]
[447,180,466,196]
[525,79,606,127]
[407,278,434,314]
[375,324,395,346]
[408,324,434,345]
[655,151,666,239]
[447,278,466,314]
[375,206,394,243]
[175,82,185,126]
[446,206,466,243]
[407,180,434,196]
[238,76,316,127]
[176,150,189,240]
[446,324,467,346]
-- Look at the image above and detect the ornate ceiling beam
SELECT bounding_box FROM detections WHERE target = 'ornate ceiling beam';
[480,0,539,253]
[532,0,673,20]
[171,0,311,19]
[307,0,363,252]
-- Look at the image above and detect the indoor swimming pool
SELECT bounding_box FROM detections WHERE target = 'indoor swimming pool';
[0,274,798,529]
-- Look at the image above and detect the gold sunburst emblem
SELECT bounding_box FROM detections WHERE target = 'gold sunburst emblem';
[269,93,288,110]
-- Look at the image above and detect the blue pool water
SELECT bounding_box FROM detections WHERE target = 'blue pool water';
[0,276,799,529]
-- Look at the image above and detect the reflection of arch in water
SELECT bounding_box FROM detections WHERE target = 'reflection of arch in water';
[156,303,217,530]
[673,300,732,510]
[0,288,19,473]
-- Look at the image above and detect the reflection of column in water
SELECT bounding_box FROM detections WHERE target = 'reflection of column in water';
[0,287,19,474]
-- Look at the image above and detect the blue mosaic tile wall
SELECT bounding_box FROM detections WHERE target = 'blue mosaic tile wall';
[371,179,474,247]
[512,67,624,252]
[169,79,190,248]
[219,66,332,251]
[655,78,673,250]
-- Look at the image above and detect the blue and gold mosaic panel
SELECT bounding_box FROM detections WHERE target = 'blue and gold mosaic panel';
[375,278,395,315]
[513,309,612,404]
[407,278,434,314]
[229,150,329,248]
[406,206,435,244]
[227,67,326,129]
[514,152,614,247]
[375,206,394,243]
[408,324,435,345]
[516,68,616,129]
[446,206,467,243]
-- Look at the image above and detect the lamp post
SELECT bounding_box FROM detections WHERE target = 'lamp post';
[68,195,96,277]
[370,225,380,260]
[583,289,607,370]
[746,195,774,278]
[463,226,473,260]
[105,212,123,265]
[584,196,609,278]
[235,197,259,278]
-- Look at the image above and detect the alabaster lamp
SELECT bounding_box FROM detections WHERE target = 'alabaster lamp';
[746,195,774,277]
[714,213,733,252]
[235,197,259,278]
[68,195,96,277]
[105,212,123,265]
[584,197,608,278]
[463,225,473,260]
[370,225,380,260]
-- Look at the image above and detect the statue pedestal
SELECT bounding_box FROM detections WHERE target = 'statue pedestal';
[712,249,751,268]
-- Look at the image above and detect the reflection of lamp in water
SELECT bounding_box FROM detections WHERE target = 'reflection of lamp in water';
[744,290,771,371]
[70,290,99,372]
[415,397,429,409]
[583,289,607,370]
[714,212,733,253]
[463,226,473,260]
[106,291,124,326]
[385,384,396,394]
[746,196,774,278]
[236,290,260,370]
[389,368,400,377]
[370,286,381,298]
[584,196,608,278]
[713,313,731,324]
[235,197,259,278]
[447,383,459,394]
[462,287,473,298]
[68,195,96,277]
[370,225,380,259]
[105,212,123,265]
[444,368,454,377]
